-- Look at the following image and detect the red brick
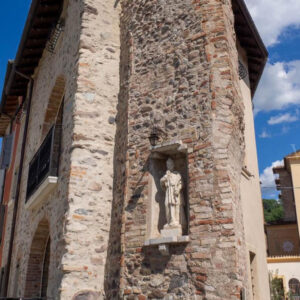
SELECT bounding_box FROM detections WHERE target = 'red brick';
[196,275,207,282]
[124,289,131,295]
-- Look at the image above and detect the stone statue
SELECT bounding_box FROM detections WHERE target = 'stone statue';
[160,158,185,235]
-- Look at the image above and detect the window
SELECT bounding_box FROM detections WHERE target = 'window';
[239,60,248,81]
[289,278,300,298]
[26,126,61,200]
[249,251,258,298]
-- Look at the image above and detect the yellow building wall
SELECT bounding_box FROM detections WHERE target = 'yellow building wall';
[238,45,271,300]
[290,160,300,236]
[268,260,300,294]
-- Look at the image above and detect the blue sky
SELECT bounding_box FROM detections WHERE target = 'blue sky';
[0,0,299,199]
[0,1,31,86]
[244,0,300,199]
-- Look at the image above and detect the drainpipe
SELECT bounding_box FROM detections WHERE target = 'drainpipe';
[3,74,34,297]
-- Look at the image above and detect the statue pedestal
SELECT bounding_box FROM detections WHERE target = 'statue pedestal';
[144,235,190,256]
[161,225,182,238]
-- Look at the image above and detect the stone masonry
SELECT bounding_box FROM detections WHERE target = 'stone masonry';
[6,0,120,298]
[104,0,248,299]
[0,0,268,299]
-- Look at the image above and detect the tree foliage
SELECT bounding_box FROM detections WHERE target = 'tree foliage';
[269,271,288,300]
[263,199,284,224]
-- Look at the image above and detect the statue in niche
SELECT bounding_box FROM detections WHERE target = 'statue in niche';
[160,158,185,235]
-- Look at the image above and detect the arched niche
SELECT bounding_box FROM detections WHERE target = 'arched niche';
[42,75,65,138]
[24,218,50,298]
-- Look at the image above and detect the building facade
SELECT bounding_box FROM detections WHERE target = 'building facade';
[0,0,269,299]
[266,151,300,297]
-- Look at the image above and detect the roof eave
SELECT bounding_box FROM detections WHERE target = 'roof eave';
[232,0,268,97]
[0,0,64,136]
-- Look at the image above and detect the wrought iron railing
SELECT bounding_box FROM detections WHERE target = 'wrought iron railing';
[26,125,62,200]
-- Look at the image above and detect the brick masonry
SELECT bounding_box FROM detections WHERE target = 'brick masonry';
[274,168,297,222]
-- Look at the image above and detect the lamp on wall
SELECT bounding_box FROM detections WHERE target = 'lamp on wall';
[148,125,160,147]
[148,122,168,146]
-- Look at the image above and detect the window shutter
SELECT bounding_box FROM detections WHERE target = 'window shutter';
[0,169,5,203]
[1,134,14,169]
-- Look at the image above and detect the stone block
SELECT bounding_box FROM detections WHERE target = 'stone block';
[161,226,182,238]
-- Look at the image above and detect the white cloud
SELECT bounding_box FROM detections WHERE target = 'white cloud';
[254,61,300,113]
[260,160,283,193]
[245,0,300,46]
[259,129,271,138]
[268,112,298,125]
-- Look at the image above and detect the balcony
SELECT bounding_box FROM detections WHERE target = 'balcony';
[26,125,61,208]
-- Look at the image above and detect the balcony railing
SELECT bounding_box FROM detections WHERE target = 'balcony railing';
[26,125,61,201]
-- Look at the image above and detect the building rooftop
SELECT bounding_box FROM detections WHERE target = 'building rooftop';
[273,150,300,174]
[0,0,63,136]
[232,0,268,96]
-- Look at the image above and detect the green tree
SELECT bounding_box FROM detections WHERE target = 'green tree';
[263,199,284,224]
[269,271,285,300]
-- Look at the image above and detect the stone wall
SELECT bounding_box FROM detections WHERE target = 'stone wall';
[6,0,80,296]
[104,10,130,298]
[5,0,120,298]
[60,0,120,298]
[0,0,267,298]
[117,0,248,299]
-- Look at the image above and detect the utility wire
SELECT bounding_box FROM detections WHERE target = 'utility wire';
[261,186,300,190]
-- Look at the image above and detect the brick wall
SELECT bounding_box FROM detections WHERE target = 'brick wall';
[275,168,297,222]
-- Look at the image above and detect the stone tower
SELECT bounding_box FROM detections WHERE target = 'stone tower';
[105,0,267,299]
[0,0,269,299]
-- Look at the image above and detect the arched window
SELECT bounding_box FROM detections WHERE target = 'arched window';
[24,219,50,297]
[42,75,65,138]
[289,278,300,296]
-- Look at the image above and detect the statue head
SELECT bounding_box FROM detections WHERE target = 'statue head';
[166,158,175,171]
